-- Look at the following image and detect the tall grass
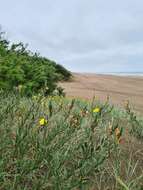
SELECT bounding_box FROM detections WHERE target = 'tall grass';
[0,91,143,190]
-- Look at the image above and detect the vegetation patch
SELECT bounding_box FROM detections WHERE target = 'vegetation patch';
[0,92,142,190]
[0,30,71,96]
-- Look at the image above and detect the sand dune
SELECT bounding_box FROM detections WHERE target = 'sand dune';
[60,73,143,114]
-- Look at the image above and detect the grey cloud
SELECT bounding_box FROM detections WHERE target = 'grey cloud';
[0,0,143,72]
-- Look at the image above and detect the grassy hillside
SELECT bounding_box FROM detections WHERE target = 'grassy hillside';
[0,91,143,190]
[0,30,71,96]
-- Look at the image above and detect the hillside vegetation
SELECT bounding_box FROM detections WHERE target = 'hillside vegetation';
[0,30,71,96]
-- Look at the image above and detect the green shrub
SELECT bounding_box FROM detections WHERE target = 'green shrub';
[54,63,72,81]
[0,30,71,96]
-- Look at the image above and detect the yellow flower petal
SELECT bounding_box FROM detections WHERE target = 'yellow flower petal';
[93,107,100,113]
[39,118,47,126]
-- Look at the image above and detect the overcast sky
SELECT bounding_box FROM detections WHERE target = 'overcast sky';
[0,0,143,72]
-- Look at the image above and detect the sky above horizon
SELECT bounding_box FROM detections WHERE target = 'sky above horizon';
[0,0,143,72]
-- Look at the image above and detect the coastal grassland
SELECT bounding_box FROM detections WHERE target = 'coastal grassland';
[0,91,143,190]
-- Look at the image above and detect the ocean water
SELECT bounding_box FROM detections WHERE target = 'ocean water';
[97,72,143,76]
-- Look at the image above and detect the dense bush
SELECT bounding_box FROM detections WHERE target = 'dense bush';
[54,63,72,81]
[0,30,71,96]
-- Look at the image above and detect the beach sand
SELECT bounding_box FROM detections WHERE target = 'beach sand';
[59,73,143,114]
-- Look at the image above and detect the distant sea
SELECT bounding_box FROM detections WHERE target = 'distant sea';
[96,72,143,76]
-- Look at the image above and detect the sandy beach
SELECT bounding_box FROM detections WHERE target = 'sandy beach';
[60,73,143,114]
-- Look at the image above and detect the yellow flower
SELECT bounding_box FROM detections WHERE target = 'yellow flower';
[39,118,47,126]
[93,107,100,113]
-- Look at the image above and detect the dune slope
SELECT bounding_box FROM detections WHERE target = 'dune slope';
[60,73,143,113]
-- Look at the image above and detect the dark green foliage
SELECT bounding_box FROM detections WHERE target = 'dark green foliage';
[0,30,71,96]
[54,63,72,81]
